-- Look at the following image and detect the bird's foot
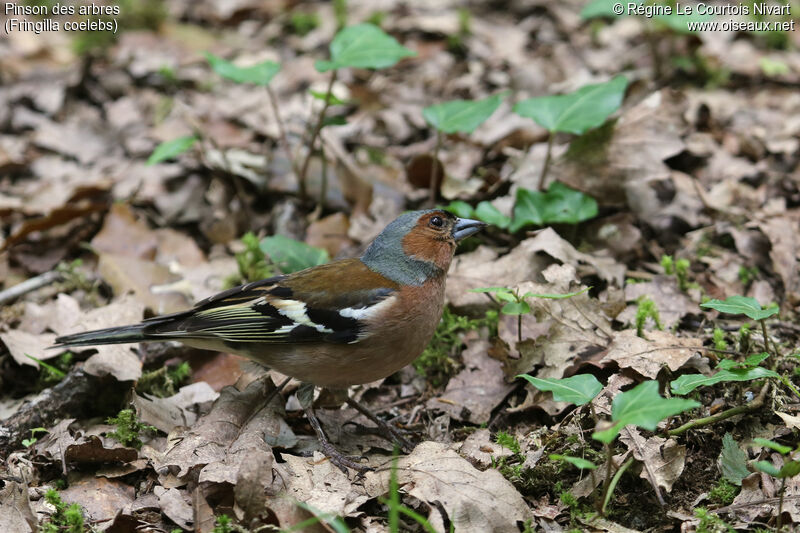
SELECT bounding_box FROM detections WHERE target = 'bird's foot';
[345,397,415,453]
[304,405,373,474]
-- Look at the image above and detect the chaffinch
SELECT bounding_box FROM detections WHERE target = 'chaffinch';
[55,209,486,470]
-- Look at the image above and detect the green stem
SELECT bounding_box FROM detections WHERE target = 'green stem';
[602,456,634,515]
[599,443,614,515]
[779,375,800,401]
[429,129,443,205]
[668,382,770,437]
[536,133,554,191]
[297,69,338,201]
[777,476,785,531]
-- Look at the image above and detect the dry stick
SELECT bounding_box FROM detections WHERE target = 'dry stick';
[0,270,62,305]
[536,133,554,191]
[297,70,338,201]
[265,85,301,180]
[428,129,443,205]
[668,381,772,437]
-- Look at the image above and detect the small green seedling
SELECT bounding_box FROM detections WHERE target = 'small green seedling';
[513,76,627,188]
[510,183,598,232]
[446,200,511,230]
[712,327,728,351]
[147,135,198,165]
[634,296,662,337]
[41,488,87,533]
[22,427,48,448]
[230,232,276,285]
[752,438,800,530]
[422,93,504,202]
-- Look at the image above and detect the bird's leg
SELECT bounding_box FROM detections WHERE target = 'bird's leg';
[345,397,414,453]
[297,383,372,474]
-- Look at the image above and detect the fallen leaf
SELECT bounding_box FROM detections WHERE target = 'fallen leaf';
[619,428,686,493]
[617,276,696,331]
[427,339,515,424]
[59,475,136,527]
[365,441,532,533]
[601,330,703,379]
[132,382,219,434]
[0,481,36,533]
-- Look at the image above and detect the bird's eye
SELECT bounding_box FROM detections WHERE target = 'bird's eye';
[429,216,444,228]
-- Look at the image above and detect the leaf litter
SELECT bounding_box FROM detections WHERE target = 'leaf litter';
[0,0,799,531]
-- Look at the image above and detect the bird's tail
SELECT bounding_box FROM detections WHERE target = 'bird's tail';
[54,324,151,347]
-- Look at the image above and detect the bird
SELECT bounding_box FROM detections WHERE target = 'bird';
[55,209,487,471]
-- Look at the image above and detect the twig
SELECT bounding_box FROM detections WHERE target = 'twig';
[668,382,771,437]
[429,129,443,205]
[0,270,63,305]
[297,70,338,201]
[266,85,301,180]
[536,133,554,191]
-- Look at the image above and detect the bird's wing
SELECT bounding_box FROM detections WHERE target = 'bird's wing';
[144,259,399,345]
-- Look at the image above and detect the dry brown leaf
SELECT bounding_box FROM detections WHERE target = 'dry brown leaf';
[152,378,285,478]
[426,338,515,424]
[59,475,136,528]
[132,382,219,434]
[0,481,36,533]
[554,90,686,207]
[365,441,532,533]
[619,428,686,493]
[98,252,191,315]
[0,329,57,366]
[759,216,799,303]
[155,486,194,531]
[617,276,696,331]
[601,330,703,379]
[776,412,800,430]
[730,472,775,523]
[459,428,515,469]
[91,203,159,260]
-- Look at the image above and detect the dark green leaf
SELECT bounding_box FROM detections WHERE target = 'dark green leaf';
[422,94,503,134]
[259,235,329,274]
[322,116,348,127]
[550,454,597,470]
[147,136,198,166]
[701,295,779,321]
[205,53,280,85]
[513,76,627,134]
[717,352,770,370]
[315,23,416,72]
[469,287,512,295]
[593,381,699,443]
[510,182,598,231]
[781,460,800,478]
[719,433,749,486]
[670,367,779,395]
[518,374,603,405]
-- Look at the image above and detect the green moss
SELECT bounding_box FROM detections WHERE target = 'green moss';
[136,361,191,398]
[289,11,320,36]
[225,232,276,288]
[708,478,738,505]
[712,328,728,352]
[694,507,734,533]
[414,308,498,386]
[106,409,157,449]
[41,489,88,533]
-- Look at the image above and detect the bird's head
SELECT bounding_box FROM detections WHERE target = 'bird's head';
[361,209,487,285]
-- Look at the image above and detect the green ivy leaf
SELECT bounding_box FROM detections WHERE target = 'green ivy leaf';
[474,201,511,229]
[716,352,770,371]
[205,53,280,85]
[753,460,781,477]
[550,454,597,470]
[701,295,779,321]
[259,235,329,274]
[445,200,475,218]
[501,301,531,315]
[510,182,598,231]
[753,438,792,455]
[513,76,627,135]
[592,381,699,443]
[315,23,416,73]
[719,433,750,486]
[422,94,503,134]
[518,374,603,406]
[146,136,198,166]
[670,367,778,396]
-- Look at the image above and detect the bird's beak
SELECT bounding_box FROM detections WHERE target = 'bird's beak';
[452,217,487,241]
